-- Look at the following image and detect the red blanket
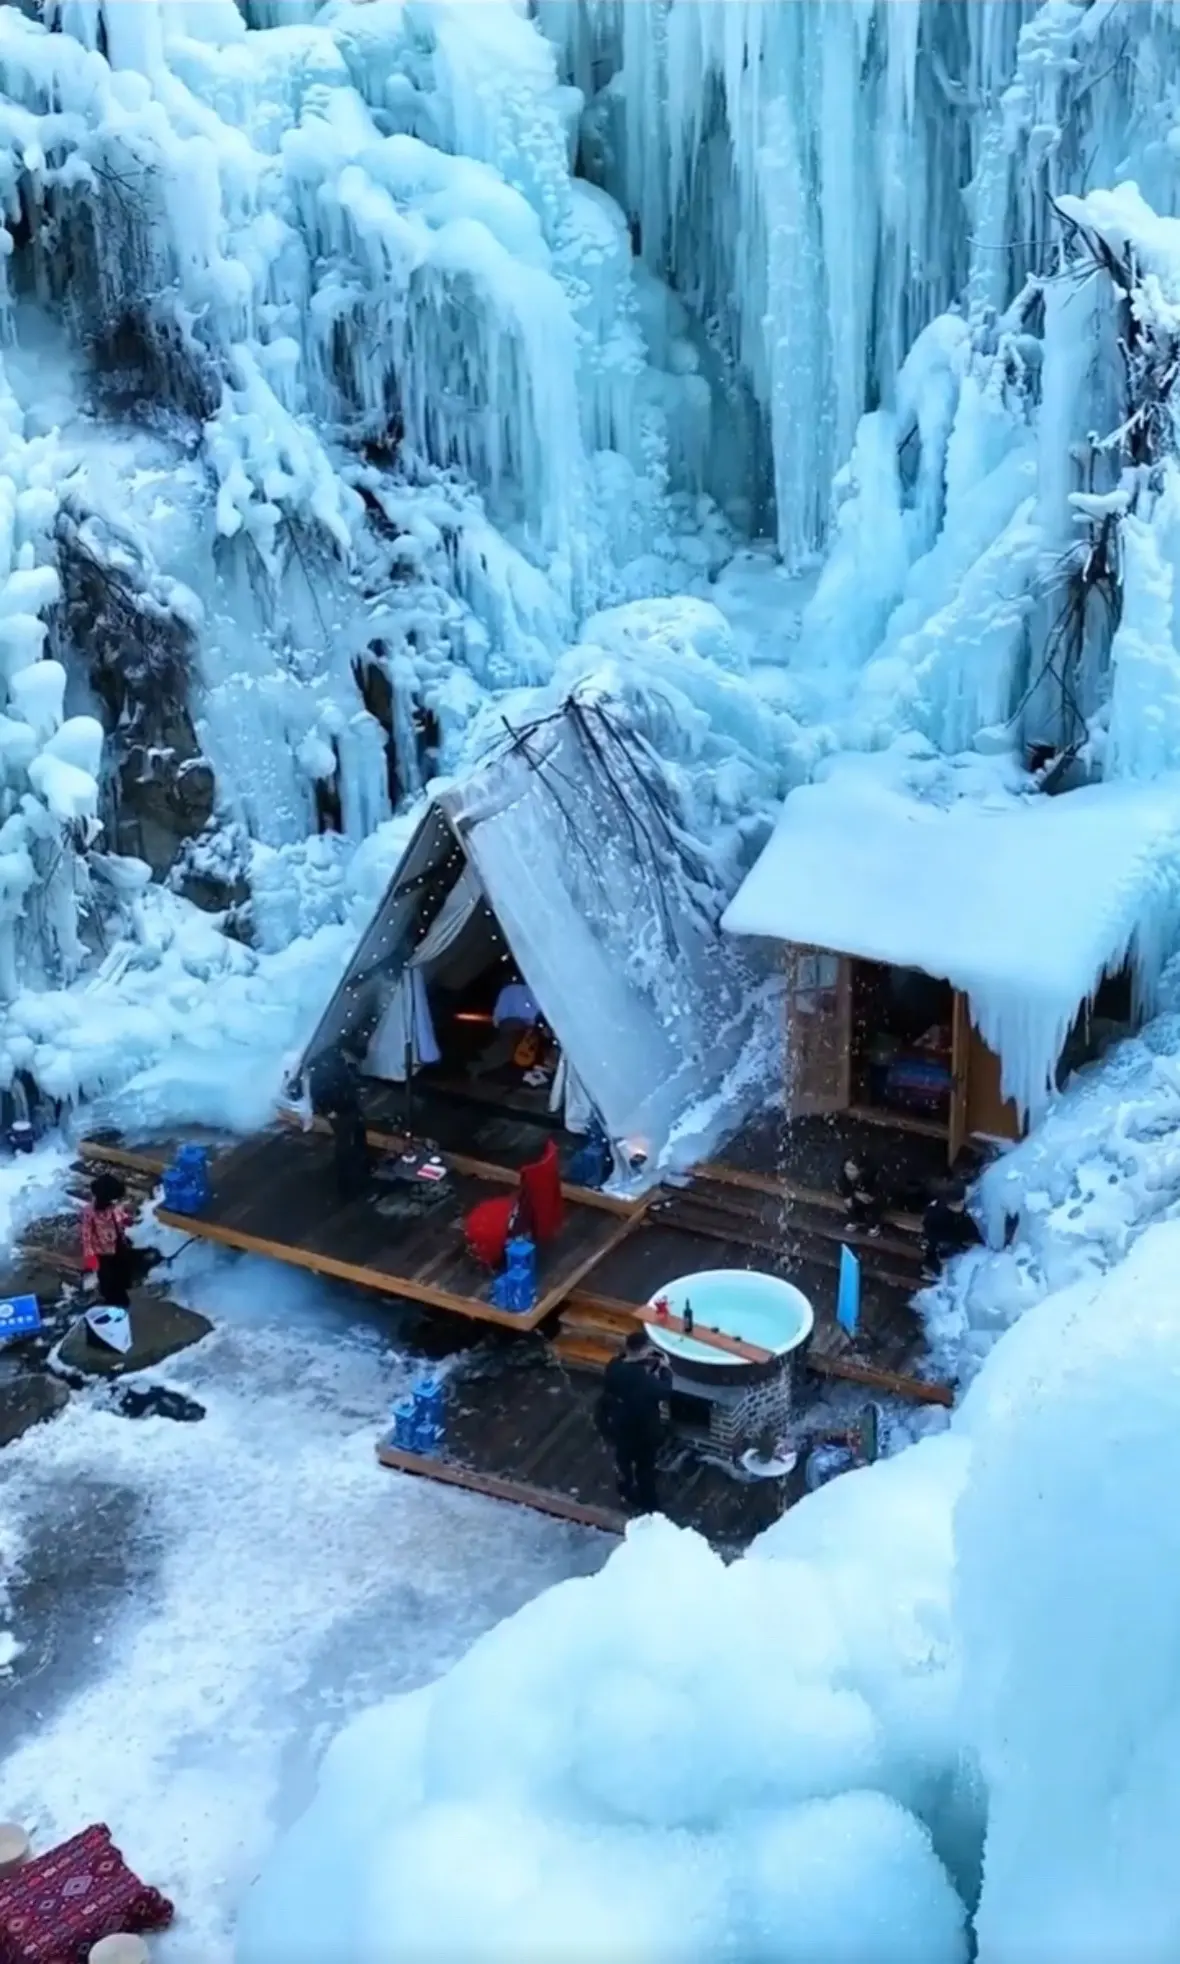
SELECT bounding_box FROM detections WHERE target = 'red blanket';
[0,1826,173,1964]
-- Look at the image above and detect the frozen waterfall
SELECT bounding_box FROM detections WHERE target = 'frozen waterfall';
[0,0,1178,1119]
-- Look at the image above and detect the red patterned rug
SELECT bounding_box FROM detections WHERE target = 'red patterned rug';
[0,1825,173,1964]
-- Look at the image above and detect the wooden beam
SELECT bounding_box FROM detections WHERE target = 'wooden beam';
[375,1442,626,1535]
[847,1103,949,1143]
[697,1158,924,1236]
[78,1138,175,1177]
[277,1107,640,1218]
[531,1197,652,1321]
[154,1206,557,1331]
[808,1351,955,1408]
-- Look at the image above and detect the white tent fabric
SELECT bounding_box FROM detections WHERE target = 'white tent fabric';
[301,703,762,1175]
[363,865,482,1082]
[438,719,753,1162]
[722,768,1180,1114]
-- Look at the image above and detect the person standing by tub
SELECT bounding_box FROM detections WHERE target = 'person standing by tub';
[596,1331,669,1514]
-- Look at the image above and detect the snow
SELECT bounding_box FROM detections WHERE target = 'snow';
[723,761,1180,1116]
[955,1221,1180,1962]
[6,4,1180,1957]
[238,1482,971,1964]
[0,1237,605,1964]
[239,1207,1180,1964]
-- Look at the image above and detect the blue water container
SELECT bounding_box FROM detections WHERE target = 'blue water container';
[413,1372,444,1416]
[163,1142,211,1214]
[412,1413,443,1456]
[391,1396,417,1452]
[410,1373,445,1455]
[490,1236,537,1313]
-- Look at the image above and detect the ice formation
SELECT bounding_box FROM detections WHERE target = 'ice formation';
[6,2,1180,1954]
[0,1,1178,1131]
[238,1214,1180,1964]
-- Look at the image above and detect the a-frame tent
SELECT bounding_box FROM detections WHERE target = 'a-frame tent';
[296,698,757,1175]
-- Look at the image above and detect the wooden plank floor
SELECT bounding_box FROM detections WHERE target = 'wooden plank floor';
[709,1109,954,1210]
[361,1081,580,1178]
[379,1344,800,1550]
[156,1127,636,1331]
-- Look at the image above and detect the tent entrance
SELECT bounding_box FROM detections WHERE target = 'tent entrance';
[361,863,565,1124]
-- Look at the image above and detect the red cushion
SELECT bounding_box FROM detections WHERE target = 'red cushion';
[0,1824,174,1964]
[464,1192,517,1268]
[519,1139,564,1245]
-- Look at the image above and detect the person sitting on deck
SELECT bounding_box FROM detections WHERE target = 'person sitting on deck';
[595,1331,671,1516]
[838,1155,884,1238]
[81,1173,134,1308]
[922,1181,981,1278]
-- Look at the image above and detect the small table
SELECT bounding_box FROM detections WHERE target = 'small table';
[374,1146,452,1221]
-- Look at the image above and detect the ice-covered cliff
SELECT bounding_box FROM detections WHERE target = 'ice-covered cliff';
[1,0,1180,1128]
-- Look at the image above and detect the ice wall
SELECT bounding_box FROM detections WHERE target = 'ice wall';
[5,0,1180,1116]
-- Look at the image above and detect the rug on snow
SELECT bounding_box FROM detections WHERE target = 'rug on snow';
[0,1824,174,1963]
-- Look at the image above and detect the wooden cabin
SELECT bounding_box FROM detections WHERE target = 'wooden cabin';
[723,771,1180,1168]
[779,945,1136,1163]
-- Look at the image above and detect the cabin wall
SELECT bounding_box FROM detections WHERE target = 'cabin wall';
[963,1014,1023,1145]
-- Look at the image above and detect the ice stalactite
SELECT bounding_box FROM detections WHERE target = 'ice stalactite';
[0,357,108,1013]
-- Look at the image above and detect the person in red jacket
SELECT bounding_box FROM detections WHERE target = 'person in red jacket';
[81,1172,134,1307]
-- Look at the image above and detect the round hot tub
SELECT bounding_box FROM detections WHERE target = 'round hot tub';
[643,1268,814,1391]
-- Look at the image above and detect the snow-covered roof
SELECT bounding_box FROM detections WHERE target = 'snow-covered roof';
[722,771,1180,1115]
[302,700,759,1170]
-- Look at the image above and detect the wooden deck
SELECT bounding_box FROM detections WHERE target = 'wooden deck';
[377,1340,803,1550]
[708,1109,975,1216]
[80,1097,956,1408]
[359,1080,582,1178]
[155,1126,640,1331]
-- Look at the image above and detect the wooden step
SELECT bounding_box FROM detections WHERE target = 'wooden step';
[681,1178,924,1262]
[552,1332,620,1372]
[558,1300,636,1340]
[698,1159,925,1237]
[652,1195,921,1296]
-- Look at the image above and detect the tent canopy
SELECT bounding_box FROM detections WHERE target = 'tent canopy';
[298,700,759,1169]
[722,770,1180,1114]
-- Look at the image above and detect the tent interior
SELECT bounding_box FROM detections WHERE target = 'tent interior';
[360,863,568,1123]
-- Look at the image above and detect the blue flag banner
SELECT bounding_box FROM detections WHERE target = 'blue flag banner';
[0,1293,41,1342]
[836,1246,861,1338]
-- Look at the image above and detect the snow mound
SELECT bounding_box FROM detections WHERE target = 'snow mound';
[237,1474,971,1964]
[239,1208,1180,1964]
[957,1218,1180,1961]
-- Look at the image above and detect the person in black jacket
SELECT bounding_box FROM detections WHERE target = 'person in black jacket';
[838,1155,884,1236]
[596,1332,670,1513]
[324,1066,371,1204]
[922,1182,981,1277]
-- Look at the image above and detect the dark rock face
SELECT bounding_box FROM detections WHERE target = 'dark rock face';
[0,1366,69,1448]
[53,503,247,910]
